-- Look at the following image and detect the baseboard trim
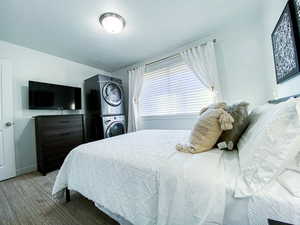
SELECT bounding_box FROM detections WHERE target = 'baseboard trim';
[16,164,37,176]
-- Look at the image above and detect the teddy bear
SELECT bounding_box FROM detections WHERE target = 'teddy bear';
[176,102,234,154]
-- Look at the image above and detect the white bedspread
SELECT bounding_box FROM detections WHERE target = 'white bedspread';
[52,130,226,225]
[248,181,300,225]
[223,151,250,225]
[158,150,225,225]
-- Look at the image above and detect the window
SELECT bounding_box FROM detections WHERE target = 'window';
[140,56,213,117]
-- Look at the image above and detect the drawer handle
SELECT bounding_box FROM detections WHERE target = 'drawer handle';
[61,132,71,136]
[60,121,70,124]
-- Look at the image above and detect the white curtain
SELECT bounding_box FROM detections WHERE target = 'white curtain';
[127,65,145,132]
[180,40,223,102]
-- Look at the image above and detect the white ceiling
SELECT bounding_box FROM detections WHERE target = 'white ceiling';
[0,0,262,72]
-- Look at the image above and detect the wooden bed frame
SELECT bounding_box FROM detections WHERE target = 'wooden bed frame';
[65,188,70,202]
[268,219,293,225]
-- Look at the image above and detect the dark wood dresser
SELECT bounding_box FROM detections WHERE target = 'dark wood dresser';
[34,114,84,175]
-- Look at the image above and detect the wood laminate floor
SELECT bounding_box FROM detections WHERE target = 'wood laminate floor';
[0,171,119,225]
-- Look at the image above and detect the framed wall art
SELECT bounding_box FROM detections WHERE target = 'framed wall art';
[272,0,300,84]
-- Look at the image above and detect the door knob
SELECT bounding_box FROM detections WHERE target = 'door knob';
[5,122,13,127]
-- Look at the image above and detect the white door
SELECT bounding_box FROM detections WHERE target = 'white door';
[0,60,16,181]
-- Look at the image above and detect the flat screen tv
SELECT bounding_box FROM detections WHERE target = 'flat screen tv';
[29,81,81,110]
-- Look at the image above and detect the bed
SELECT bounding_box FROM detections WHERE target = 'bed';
[53,130,227,225]
[52,96,300,225]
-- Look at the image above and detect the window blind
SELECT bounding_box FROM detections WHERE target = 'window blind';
[140,57,213,117]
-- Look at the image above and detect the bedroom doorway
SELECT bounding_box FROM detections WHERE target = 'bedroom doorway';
[0,60,16,181]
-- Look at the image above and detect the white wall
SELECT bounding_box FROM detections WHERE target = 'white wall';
[113,18,273,130]
[0,40,111,175]
[215,20,272,105]
[262,0,300,98]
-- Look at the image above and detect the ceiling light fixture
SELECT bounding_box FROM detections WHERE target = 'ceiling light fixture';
[99,12,126,34]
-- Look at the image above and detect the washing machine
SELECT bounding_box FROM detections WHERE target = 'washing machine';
[84,74,126,142]
[102,115,126,138]
[84,74,125,116]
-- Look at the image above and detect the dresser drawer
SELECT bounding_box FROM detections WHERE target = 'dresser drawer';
[39,127,83,143]
[43,146,74,161]
[44,157,65,171]
[38,115,83,130]
[42,141,82,167]
[41,131,83,149]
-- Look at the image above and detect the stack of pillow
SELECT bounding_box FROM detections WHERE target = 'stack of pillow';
[177,98,300,197]
[235,98,300,198]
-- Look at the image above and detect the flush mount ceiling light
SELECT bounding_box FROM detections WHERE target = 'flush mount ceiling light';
[99,12,126,34]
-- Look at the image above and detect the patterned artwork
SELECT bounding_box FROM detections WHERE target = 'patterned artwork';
[294,0,300,20]
[272,1,300,84]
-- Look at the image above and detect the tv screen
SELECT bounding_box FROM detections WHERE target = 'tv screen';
[29,81,81,110]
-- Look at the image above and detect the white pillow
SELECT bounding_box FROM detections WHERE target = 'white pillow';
[285,152,300,172]
[235,99,300,198]
[278,170,300,198]
[237,103,276,160]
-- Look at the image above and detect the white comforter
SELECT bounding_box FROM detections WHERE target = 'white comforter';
[52,130,226,225]
[248,181,300,225]
[158,149,225,225]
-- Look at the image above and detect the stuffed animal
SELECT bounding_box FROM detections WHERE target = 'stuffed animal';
[176,102,234,154]
[217,102,250,151]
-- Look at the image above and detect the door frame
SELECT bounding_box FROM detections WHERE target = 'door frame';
[0,60,16,181]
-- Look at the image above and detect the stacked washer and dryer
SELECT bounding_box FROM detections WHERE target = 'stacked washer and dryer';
[84,75,126,142]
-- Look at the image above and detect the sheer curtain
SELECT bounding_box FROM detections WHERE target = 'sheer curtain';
[127,65,145,132]
[180,40,223,102]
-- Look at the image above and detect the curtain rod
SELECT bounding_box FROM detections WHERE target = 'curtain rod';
[146,38,216,66]
[129,38,217,70]
[146,54,179,66]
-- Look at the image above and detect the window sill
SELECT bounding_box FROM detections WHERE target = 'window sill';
[141,113,199,120]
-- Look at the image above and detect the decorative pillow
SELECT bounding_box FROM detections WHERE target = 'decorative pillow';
[217,102,250,150]
[285,152,300,172]
[176,103,234,154]
[235,98,300,198]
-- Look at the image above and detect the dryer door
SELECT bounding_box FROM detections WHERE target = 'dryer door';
[102,82,122,106]
[105,122,125,138]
